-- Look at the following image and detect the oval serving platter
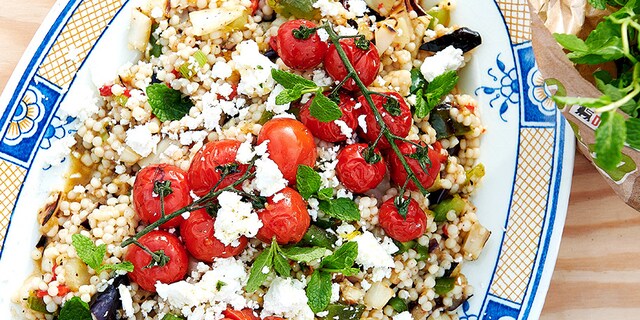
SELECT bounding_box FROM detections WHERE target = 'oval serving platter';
[0,0,574,319]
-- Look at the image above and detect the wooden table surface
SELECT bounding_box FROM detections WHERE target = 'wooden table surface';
[3,1,640,319]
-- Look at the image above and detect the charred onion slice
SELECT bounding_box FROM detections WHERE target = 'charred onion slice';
[420,27,482,53]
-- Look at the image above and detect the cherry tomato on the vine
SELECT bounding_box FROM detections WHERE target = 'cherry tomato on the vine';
[358,91,412,150]
[272,20,328,70]
[257,118,317,184]
[299,91,358,143]
[379,197,428,242]
[188,140,249,197]
[324,38,380,91]
[222,308,259,320]
[257,187,310,245]
[387,140,443,191]
[125,230,189,292]
[133,164,190,229]
[181,209,248,262]
[336,143,386,193]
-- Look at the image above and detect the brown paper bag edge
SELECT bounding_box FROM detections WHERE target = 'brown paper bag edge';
[529,3,640,210]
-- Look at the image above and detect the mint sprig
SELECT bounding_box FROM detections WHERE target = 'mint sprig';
[318,198,360,222]
[296,165,322,199]
[146,83,194,121]
[305,242,359,313]
[270,69,342,122]
[58,297,92,320]
[72,234,133,274]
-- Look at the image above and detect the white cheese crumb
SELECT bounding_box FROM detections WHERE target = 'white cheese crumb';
[313,0,346,17]
[352,231,396,281]
[361,279,371,291]
[254,156,287,197]
[181,211,191,220]
[312,69,333,87]
[125,124,160,157]
[118,285,135,319]
[211,61,233,79]
[262,266,270,274]
[357,114,368,134]
[272,193,285,203]
[330,283,341,303]
[214,191,263,246]
[336,25,359,37]
[307,197,319,221]
[393,311,413,320]
[156,257,250,316]
[420,45,465,82]
[262,277,314,320]
[347,0,368,16]
[316,28,330,42]
[334,120,353,138]
[41,135,76,168]
[232,40,277,97]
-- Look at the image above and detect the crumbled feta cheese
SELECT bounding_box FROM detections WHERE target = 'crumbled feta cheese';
[357,114,368,134]
[118,285,135,319]
[334,120,353,138]
[393,311,413,320]
[420,45,465,82]
[313,0,346,17]
[336,25,359,36]
[218,83,234,98]
[272,193,285,203]
[312,69,333,87]
[361,279,371,291]
[262,277,314,320]
[214,191,263,246]
[232,40,277,97]
[316,28,330,42]
[381,236,400,255]
[125,124,160,157]
[347,0,368,16]
[337,188,353,200]
[200,92,223,131]
[262,266,270,274]
[424,29,437,39]
[308,197,319,221]
[60,82,100,122]
[235,137,255,164]
[181,211,191,220]
[156,258,250,317]
[220,100,240,117]
[150,6,163,19]
[336,223,357,238]
[211,61,233,79]
[266,85,290,114]
[352,231,396,281]
[254,156,287,197]
[179,130,207,146]
[330,283,340,303]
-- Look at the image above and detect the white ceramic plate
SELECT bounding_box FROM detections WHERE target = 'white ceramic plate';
[0,0,574,319]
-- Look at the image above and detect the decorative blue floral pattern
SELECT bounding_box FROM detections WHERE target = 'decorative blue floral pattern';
[475,54,520,122]
[4,88,46,146]
[526,68,556,116]
[459,300,479,320]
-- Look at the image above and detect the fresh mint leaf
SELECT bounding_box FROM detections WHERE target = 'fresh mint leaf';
[59,297,91,320]
[567,19,624,64]
[553,33,589,52]
[296,165,322,199]
[162,314,186,320]
[271,69,317,89]
[318,198,360,222]
[626,118,640,149]
[272,252,291,277]
[424,71,459,112]
[321,241,358,270]
[306,270,332,313]
[309,92,343,122]
[588,0,608,9]
[414,88,430,118]
[281,247,328,262]
[246,245,274,292]
[149,24,162,58]
[276,85,305,105]
[72,234,105,272]
[146,83,193,121]
[410,68,427,94]
[317,188,334,201]
[595,111,626,170]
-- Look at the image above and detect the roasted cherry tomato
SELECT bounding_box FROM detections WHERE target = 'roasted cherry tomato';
[387,141,443,191]
[358,92,412,149]
[188,140,249,197]
[299,91,358,142]
[257,187,310,245]
[125,230,189,292]
[133,164,190,229]
[324,38,380,91]
[222,308,257,320]
[272,20,328,70]
[181,209,248,262]
[257,118,317,184]
[336,143,386,193]
[379,197,427,242]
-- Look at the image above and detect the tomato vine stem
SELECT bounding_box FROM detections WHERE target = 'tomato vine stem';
[321,22,428,195]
